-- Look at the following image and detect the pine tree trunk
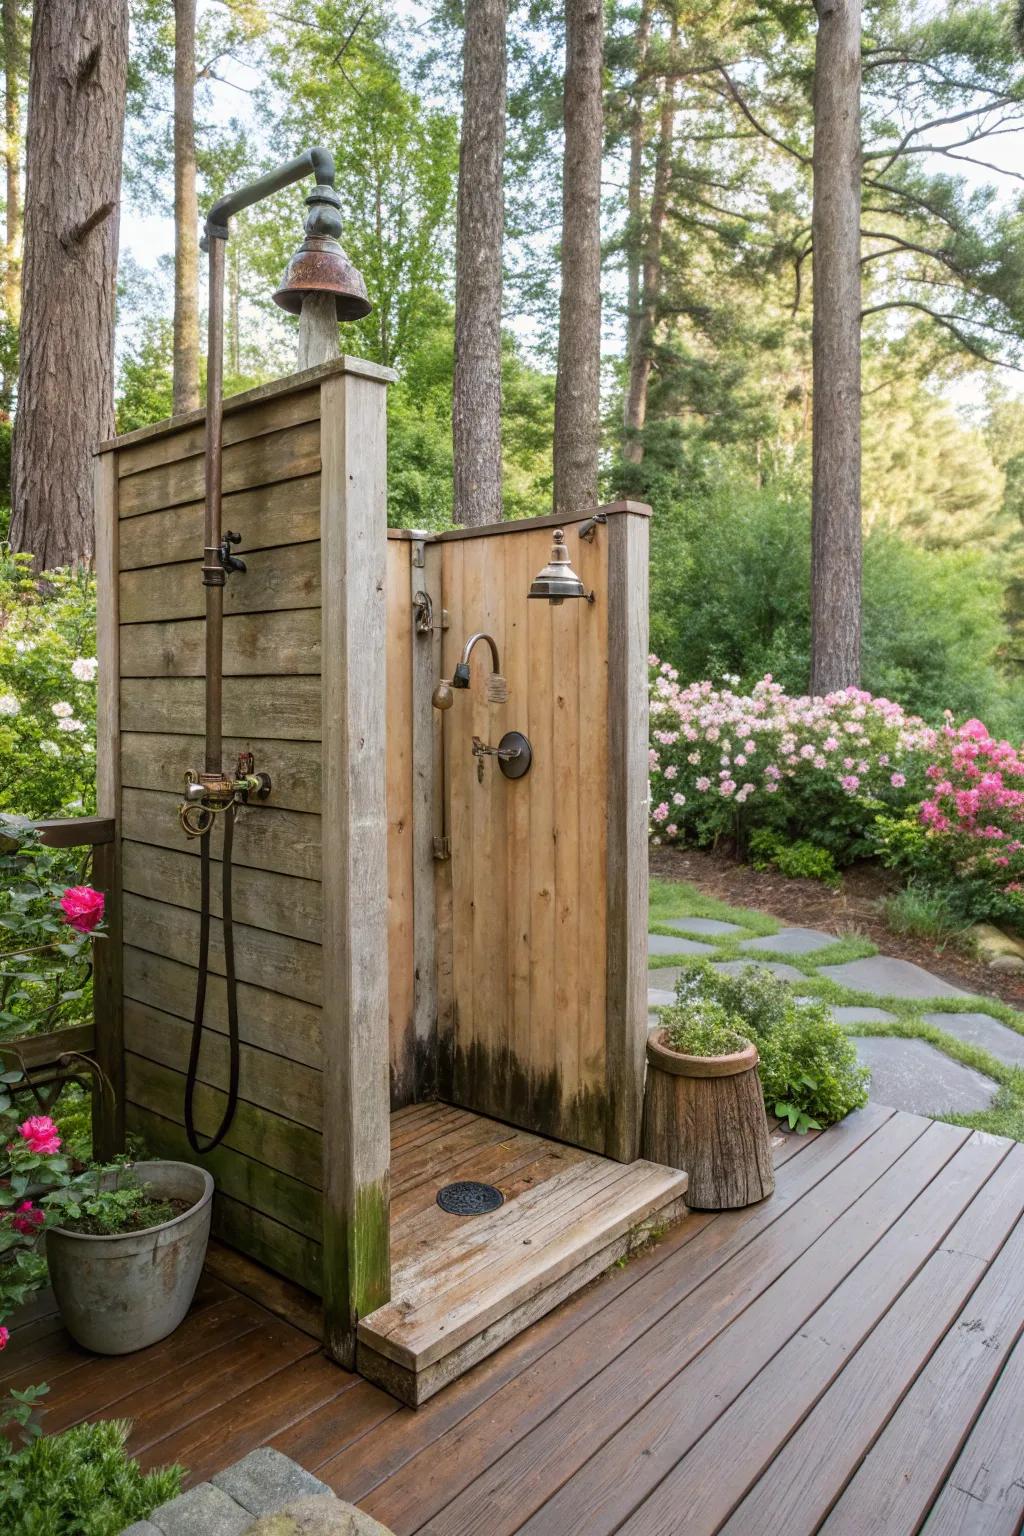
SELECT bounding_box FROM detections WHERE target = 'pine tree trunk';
[553,0,603,517]
[453,0,506,527]
[810,0,862,693]
[624,0,652,392]
[622,16,677,467]
[3,0,23,336]
[172,0,199,415]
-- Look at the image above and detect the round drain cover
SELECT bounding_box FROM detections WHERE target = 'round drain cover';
[436,1180,504,1216]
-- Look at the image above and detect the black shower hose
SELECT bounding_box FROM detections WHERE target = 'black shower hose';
[184,804,240,1153]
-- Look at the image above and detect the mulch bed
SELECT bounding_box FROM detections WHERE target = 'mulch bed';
[650,844,1024,1011]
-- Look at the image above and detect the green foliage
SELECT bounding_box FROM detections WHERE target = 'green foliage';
[0,818,98,1041]
[673,962,869,1128]
[0,555,97,819]
[661,996,750,1057]
[47,1165,176,1238]
[0,1418,182,1534]
[748,829,840,887]
[882,884,966,946]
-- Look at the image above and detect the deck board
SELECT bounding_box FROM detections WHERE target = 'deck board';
[16,1106,1024,1536]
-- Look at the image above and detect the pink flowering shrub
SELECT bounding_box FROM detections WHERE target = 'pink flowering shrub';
[874,716,1024,931]
[648,660,936,862]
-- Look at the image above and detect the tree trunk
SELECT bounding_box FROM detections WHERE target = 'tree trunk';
[453,0,506,527]
[10,0,129,568]
[810,0,862,693]
[3,0,23,334]
[622,14,677,466]
[173,0,199,415]
[624,0,652,390]
[553,0,604,517]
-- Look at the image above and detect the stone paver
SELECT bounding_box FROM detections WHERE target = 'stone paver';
[648,988,676,1008]
[850,1036,998,1116]
[647,966,694,993]
[212,1451,331,1518]
[662,916,745,937]
[740,926,836,956]
[649,933,717,957]
[132,1454,395,1536]
[149,1485,252,1536]
[818,955,969,1000]
[830,1005,899,1026]
[243,1497,394,1534]
[922,1011,1024,1068]
[712,959,806,984]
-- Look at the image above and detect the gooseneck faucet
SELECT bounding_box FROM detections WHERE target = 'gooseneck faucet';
[432,632,508,710]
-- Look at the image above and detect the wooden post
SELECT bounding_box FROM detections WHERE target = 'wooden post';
[92,450,125,1159]
[298,295,341,371]
[604,509,650,1162]
[409,536,442,1098]
[319,365,391,1366]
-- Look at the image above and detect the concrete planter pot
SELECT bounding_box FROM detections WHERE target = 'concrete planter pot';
[46,1160,213,1355]
[642,1029,775,1210]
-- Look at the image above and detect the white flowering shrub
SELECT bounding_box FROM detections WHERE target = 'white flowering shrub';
[648,659,937,863]
[0,552,96,819]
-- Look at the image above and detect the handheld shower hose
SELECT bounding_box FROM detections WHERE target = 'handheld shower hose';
[180,149,371,1154]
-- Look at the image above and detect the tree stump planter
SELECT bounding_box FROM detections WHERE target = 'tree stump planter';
[642,1030,775,1210]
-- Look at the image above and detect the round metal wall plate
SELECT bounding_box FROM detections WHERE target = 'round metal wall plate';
[498,730,532,780]
[436,1180,505,1216]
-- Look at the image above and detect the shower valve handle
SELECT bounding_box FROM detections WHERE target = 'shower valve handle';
[218,531,246,575]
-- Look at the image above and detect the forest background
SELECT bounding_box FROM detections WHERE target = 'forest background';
[4,0,1024,747]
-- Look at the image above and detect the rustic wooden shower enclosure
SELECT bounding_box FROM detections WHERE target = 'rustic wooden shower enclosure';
[95,358,685,1403]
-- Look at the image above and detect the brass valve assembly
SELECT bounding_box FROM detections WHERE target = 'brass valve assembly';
[179,751,272,838]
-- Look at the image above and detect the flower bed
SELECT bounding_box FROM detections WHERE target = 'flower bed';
[648,661,935,864]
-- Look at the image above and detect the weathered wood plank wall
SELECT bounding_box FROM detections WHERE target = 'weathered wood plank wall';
[99,361,404,1301]
[433,505,650,1158]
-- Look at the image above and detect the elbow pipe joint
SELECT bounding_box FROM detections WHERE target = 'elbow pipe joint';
[202,146,337,248]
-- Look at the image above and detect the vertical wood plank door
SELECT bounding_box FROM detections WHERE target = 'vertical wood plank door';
[436,506,650,1158]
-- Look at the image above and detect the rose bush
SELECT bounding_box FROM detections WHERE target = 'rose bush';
[648,661,936,863]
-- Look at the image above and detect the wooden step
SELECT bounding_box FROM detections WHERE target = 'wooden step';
[357,1137,688,1406]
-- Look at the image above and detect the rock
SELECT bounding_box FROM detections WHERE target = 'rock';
[969,922,1024,966]
[829,1006,898,1026]
[921,1011,1024,1068]
[987,954,1024,974]
[712,959,806,984]
[242,1497,395,1536]
[149,1484,253,1536]
[212,1449,331,1517]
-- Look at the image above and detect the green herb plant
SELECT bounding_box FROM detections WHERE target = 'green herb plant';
[0,1418,182,1536]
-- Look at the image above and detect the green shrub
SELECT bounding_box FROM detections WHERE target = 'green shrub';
[748,829,840,886]
[672,962,869,1130]
[661,997,749,1057]
[0,1419,182,1535]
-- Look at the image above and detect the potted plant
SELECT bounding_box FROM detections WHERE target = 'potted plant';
[643,997,775,1210]
[44,1159,214,1355]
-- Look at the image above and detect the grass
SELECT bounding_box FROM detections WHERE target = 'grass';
[649,875,1024,1143]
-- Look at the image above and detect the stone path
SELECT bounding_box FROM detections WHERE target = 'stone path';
[648,919,1018,1120]
[121,1449,393,1536]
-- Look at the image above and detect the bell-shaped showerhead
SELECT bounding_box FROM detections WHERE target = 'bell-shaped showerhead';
[528,528,589,604]
[273,181,372,322]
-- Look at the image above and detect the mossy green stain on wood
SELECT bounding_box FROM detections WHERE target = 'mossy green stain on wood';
[322,1174,391,1368]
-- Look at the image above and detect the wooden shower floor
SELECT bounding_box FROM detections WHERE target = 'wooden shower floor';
[358,1102,690,1405]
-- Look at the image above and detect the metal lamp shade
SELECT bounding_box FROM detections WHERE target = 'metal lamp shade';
[528,528,588,604]
[273,238,372,321]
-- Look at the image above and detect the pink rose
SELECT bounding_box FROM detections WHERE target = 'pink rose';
[60,885,105,934]
[0,1326,8,1350]
[18,1115,61,1157]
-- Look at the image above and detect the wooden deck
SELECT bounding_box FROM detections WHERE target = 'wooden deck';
[5,1102,1023,1535]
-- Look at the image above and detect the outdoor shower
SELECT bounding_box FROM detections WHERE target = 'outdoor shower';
[179,147,370,1154]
